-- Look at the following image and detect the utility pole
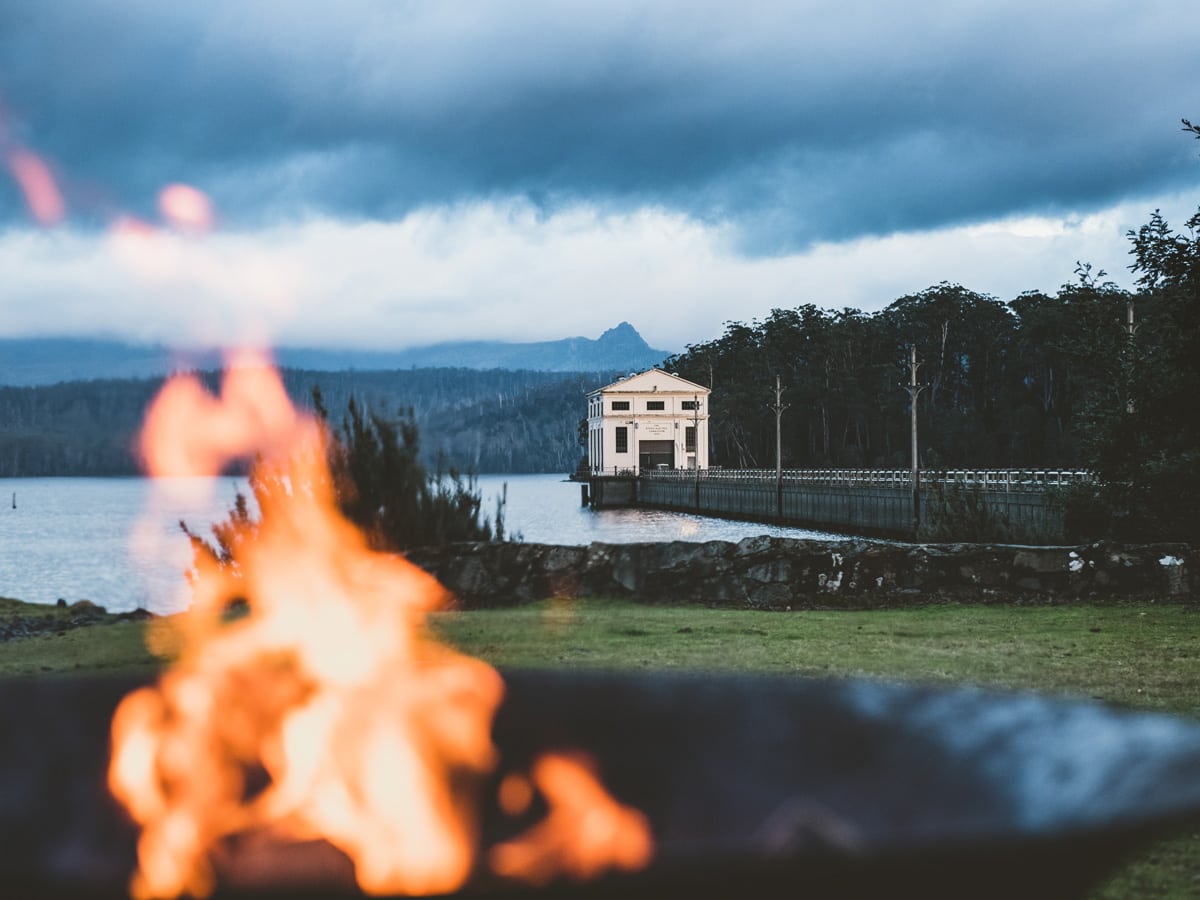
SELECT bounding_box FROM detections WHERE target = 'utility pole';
[1126,295,1137,414]
[692,393,702,510]
[770,375,789,518]
[904,345,927,538]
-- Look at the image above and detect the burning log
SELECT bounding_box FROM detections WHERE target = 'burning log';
[3,670,1200,899]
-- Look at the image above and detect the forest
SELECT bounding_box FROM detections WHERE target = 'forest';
[664,276,1126,471]
[0,367,609,479]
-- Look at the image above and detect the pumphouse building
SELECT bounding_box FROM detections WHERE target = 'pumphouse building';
[586,369,710,475]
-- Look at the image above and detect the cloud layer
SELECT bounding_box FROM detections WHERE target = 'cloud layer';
[1,1,1198,348]
[5,185,1197,353]
[3,1,1199,249]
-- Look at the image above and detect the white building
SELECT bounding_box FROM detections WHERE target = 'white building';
[587,369,710,475]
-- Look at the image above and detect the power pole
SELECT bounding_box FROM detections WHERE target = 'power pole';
[904,345,927,538]
[692,393,702,510]
[770,375,789,518]
[1126,295,1136,414]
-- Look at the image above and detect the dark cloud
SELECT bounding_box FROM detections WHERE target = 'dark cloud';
[1,0,1198,248]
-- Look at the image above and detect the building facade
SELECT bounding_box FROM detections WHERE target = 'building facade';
[586,369,710,475]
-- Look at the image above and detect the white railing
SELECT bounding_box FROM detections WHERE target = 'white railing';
[922,469,1096,491]
[631,468,1095,492]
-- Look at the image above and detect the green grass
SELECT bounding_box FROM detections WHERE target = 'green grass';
[0,618,160,677]
[432,600,1200,715]
[430,600,1200,899]
[3,596,1199,896]
[0,595,162,677]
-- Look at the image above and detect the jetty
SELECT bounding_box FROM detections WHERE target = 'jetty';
[586,468,1095,542]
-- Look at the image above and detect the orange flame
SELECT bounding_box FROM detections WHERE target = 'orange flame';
[110,362,502,897]
[490,753,654,886]
[6,148,65,224]
[110,361,653,898]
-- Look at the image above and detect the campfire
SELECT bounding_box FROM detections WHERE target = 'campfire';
[108,361,653,898]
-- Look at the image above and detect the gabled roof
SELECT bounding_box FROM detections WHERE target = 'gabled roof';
[591,368,710,396]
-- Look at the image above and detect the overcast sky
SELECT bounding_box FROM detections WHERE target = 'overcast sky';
[1,0,1198,353]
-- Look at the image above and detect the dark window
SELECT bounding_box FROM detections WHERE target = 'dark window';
[681,400,699,410]
[685,426,696,452]
[615,427,628,453]
[646,400,665,411]
[611,400,630,411]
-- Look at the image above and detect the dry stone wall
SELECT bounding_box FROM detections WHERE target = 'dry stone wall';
[407,539,1197,610]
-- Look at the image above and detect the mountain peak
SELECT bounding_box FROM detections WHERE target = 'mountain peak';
[597,321,651,349]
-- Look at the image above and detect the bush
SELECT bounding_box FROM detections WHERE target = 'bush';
[183,389,506,582]
[321,390,503,550]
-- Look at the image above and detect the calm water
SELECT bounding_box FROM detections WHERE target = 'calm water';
[0,474,847,614]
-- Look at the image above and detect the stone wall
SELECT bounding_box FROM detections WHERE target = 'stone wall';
[407,538,1197,610]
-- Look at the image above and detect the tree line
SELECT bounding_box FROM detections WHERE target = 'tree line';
[0,368,610,478]
[664,277,1122,471]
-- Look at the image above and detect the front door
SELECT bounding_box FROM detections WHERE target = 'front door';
[638,440,674,470]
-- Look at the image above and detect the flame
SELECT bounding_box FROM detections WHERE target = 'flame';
[110,362,502,898]
[6,148,65,224]
[110,361,653,898]
[489,753,654,885]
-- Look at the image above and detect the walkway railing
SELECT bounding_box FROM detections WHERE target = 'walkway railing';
[627,468,1095,492]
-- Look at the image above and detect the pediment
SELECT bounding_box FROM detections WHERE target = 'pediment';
[598,368,709,395]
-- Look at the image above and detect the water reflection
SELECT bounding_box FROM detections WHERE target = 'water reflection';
[476,474,849,545]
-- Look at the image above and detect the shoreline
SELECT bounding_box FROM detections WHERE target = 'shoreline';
[0,596,155,645]
[7,535,1197,634]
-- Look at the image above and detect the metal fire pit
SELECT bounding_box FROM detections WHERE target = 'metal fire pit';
[3,671,1200,898]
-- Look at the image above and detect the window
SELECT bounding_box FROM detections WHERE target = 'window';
[611,400,630,411]
[685,426,696,452]
[681,400,699,410]
[615,426,628,453]
[646,400,665,411]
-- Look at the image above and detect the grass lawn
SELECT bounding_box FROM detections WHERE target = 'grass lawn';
[0,596,162,678]
[433,600,1200,899]
[433,600,1200,716]
[2,596,1198,896]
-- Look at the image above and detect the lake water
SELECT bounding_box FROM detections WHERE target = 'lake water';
[0,474,848,614]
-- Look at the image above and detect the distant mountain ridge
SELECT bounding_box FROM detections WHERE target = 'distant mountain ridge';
[0,323,671,386]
